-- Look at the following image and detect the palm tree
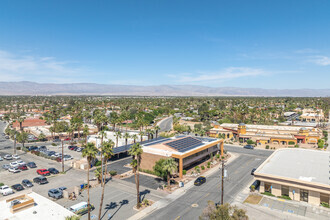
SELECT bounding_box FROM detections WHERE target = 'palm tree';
[139,131,144,142]
[131,134,138,143]
[154,126,161,138]
[98,140,114,220]
[83,125,89,145]
[17,132,28,149]
[128,143,143,209]
[18,117,24,132]
[114,131,122,147]
[123,132,131,146]
[163,158,178,189]
[82,143,98,220]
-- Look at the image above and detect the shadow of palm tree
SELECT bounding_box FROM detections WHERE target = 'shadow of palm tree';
[140,189,150,201]
[101,200,129,220]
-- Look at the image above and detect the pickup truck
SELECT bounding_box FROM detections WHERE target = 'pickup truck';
[0,185,14,196]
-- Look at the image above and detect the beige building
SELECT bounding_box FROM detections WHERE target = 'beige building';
[209,123,321,145]
[300,108,324,122]
[254,148,330,206]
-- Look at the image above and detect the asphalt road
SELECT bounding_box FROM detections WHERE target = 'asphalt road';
[144,146,273,220]
[157,117,173,132]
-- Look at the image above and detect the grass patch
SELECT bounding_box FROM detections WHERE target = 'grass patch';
[261,192,275,197]
[277,195,291,200]
[244,194,262,204]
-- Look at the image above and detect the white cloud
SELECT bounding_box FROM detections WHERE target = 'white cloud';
[0,50,90,82]
[168,67,268,83]
[310,56,330,66]
[294,48,319,54]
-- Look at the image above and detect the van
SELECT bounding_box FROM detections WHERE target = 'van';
[69,202,94,215]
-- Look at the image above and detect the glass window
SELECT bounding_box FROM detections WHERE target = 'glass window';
[264,182,272,193]
[300,189,309,202]
[281,185,289,196]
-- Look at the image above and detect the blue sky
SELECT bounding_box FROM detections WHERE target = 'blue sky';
[0,0,329,89]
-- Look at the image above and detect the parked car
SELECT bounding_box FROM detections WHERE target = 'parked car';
[11,184,24,191]
[38,146,47,151]
[46,151,56,157]
[9,162,19,168]
[5,135,9,139]
[69,202,95,215]
[2,164,10,170]
[8,167,20,173]
[27,162,37,168]
[58,187,67,192]
[4,154,13,160]
[76,147,83,152]
[194,176,206,186]
[0,185,14,196]
[28,146,39,151]
[0,156,3,161]
[48,168,59,174]
[244,145,254,149]
[33,176,48,185]
[68,146,77,151]
[22,179,33,188]
[18,165,28,171]
[53,139,61,142]
[37,169,50,176]
[63,155,73,161]
[64,137,71,141]
[251,168,256,175]
[12,154,20,159]
[16,160,26,165]
[48,189,63,199]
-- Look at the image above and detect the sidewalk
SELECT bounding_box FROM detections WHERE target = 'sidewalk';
[127,152,239,220]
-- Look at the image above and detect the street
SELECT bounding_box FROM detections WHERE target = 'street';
[143,146,273,220]
[157,117,173,132]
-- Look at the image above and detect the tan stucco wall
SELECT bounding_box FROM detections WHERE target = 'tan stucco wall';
[272,183,281,197]
[260,181,264,192]
[289,187,300,201]
[140,152,168,171]
[309,191,320,205]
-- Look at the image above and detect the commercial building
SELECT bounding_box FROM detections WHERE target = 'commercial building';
[254,148,330,206]
[300,108,324,122]
[209,123,322,145]
[140,135,224,178]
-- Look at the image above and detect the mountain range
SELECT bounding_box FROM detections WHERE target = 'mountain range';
[0,81,328,97]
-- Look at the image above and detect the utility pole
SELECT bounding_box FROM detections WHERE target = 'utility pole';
[61,139,64,173]
[221,159,224,205]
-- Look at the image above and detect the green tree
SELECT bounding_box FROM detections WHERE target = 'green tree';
[200,201,248,220]
[128,143,143,209]
[163,158,178,188]
[82,143,98,220]
[98,140,114,220]
[17,132,28,148]
[114,131,122,147]
[123,132,131,146]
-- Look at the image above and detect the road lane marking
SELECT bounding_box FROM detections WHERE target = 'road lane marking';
[174,216,180,220]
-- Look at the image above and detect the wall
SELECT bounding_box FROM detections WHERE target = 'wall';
[140,152,167,171]
[272,183,281,197]
[289,187,300,201]
[309,191,320,205]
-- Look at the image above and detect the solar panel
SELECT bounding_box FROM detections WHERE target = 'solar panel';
[166,137,203,152]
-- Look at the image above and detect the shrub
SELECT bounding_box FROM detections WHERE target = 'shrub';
[216,154,220,159]
[221,156,225,159]
[265,145,269,149]
[294,144,299,148]
[0,183,4,187]
[201,165,205,170]
[142,199,150,206]
[321,202,330,208]
[196,168,200,173]
[22,147,29,152]
[207,165,210,169]
[250,185,255,192]
[109,170,117,176]
[261,192,275,197]
[195,166,200,170]
[94,161,102,166]
[51,143,57,146]
[16,147,21,150]
[247,139,254,145]
[288,141,295,145]
[207,161,211,166]
[182,170,187,175]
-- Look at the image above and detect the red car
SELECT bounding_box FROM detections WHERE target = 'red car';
[64,137,71,141]
[37,169,50,176]
[18,165,28,171]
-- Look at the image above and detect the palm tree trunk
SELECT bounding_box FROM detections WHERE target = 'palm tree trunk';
[135,171,140,208]
[87,161,91,220]
[98,155,104,220]
[167,173,170,189]
[78,126,80,141]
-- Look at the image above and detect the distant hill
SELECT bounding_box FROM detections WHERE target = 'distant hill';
[0,81,328,97]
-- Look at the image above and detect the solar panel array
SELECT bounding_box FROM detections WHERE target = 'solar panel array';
[165,137,204,152]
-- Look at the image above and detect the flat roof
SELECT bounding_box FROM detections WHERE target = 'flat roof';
[0,192,75,220]
[142,135,219,157]
[256,148,330,186]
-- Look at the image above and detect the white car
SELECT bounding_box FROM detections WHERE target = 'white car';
[16,160,26,165]
[0,185,14,196]
[9,162,19,168]
[12,154,20,159]
[8,167,20,173]
[4,154,12,160]
[0,156,3,161]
